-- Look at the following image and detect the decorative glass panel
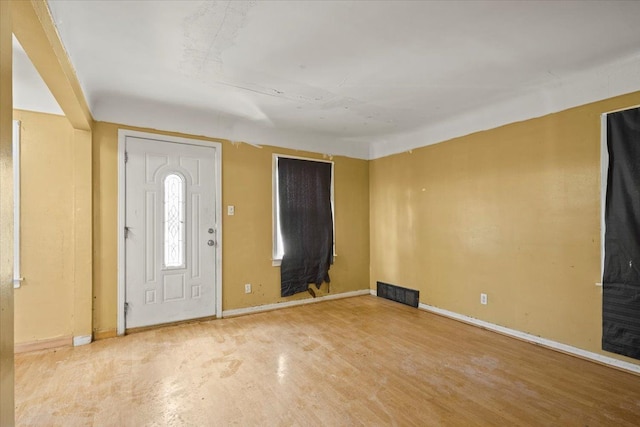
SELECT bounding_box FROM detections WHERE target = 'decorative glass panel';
[164,173,185,268]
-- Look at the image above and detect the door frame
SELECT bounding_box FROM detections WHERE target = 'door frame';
[117,129,222,335]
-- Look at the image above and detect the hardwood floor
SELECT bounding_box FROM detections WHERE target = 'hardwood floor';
[15,296,640,426]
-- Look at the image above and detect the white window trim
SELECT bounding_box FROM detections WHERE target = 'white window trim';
[13,120,23,289]
[272,154,335,267]
[600,112,608,284]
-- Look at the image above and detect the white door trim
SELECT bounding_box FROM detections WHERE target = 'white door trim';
[117,129,222,335]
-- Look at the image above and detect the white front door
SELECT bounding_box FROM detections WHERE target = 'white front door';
[124,136,219,329]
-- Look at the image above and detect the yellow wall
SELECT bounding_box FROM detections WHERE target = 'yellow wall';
[16,83,640,368]
[92,122,370,335]
[13,0,95,347]
[370,91,640,366]
[13,110,76,344]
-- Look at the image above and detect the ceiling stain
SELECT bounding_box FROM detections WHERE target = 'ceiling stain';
[174,2,428,135]
[177,1,402,130]
[181,1,256,77]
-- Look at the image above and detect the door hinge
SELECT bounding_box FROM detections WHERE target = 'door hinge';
[124,226,130,238]
[124,302,129,316]
[125,151,128,163]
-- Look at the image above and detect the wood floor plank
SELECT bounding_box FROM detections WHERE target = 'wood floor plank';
[15,296,640,426]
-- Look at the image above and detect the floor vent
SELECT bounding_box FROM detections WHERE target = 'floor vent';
[376,281,419,308]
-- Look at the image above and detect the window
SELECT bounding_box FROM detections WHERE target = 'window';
[273,155,335,297]
[13,120,22,288]
[273,155,335,264]
[163,173,185,268]
[601,106,640,360]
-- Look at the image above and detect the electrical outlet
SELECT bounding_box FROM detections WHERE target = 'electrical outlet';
[227,205,235,216]
[480,293,488,305]
[244,283,251,294]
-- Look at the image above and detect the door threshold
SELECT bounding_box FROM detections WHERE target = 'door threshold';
[125,315,219,335]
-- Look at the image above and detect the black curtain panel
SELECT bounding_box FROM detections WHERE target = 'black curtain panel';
[278,157,333,297]
[603,107,640,360]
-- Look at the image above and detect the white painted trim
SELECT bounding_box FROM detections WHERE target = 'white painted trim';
[12,120,22,289]
[271,154,279,264]
[272,153,334,164]
[600,113,608,281]
[117,131,126,336]
[602,103,640,115]
[222,289,370,318]
[118,129,224,149]
[372,288,635,372]
[214,140,223,319]
[418,303,640,375]
[117,129,223,336]
[72,335,92,347]
[369,289,377,296]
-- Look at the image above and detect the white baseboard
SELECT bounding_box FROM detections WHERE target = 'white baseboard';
[73,335,92,347]
[369,289,377,296]
[417,302,640,375]
[371,286,639,374]
[222,289,371,318]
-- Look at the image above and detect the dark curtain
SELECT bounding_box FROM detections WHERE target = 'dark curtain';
[278,158,333,297]
[603,107,640,360]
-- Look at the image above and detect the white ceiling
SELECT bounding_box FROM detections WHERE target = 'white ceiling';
[15,1,640,159]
